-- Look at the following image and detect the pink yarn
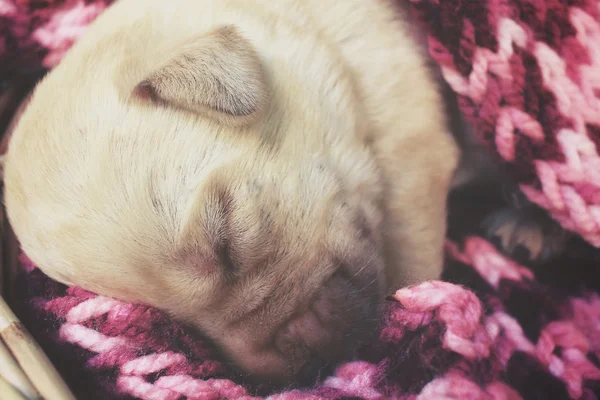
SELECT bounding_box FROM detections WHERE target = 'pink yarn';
[66,296,122,323]
[121,353,188,376]
[418,373,522,400]
[117,376,186,400]
[59,323,129,353]
[393,281,492,359]
[571,294,600,352]
[321,362,385,400]
[31,0,108,67]
[418,0,600,246]
[445,238,534,288]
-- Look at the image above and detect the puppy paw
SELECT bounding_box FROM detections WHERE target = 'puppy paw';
[482,205,569,264]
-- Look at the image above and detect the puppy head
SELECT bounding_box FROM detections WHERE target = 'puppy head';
[5,19,385,384]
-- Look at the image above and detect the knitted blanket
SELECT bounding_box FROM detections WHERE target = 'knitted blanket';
[2,0,600,399]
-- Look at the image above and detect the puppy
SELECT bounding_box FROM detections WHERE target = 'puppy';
[3,0,461,383]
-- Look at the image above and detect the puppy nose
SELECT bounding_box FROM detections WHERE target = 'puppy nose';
[295,356,333,387]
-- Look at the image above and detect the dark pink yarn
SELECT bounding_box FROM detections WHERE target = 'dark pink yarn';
[409,0,600,246]
[3,0,600,399]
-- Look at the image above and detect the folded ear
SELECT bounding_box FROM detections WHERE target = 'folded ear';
[175,169,238,276]
[137,26,267,126]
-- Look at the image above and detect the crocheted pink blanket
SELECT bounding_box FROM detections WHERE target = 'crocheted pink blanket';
[2,0,600,399]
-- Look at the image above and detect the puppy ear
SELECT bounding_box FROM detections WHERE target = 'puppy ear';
[177,170,234,268]
[137,26,267,126]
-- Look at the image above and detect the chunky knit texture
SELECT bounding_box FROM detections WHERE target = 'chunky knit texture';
[410,0,600,246]
[2,0,600,399]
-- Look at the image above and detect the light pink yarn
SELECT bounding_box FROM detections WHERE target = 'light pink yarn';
[31,0,108,67]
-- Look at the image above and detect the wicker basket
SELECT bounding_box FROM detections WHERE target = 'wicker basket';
[0,79,76,400]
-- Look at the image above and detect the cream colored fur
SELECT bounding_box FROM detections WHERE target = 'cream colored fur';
[3,0,460,381]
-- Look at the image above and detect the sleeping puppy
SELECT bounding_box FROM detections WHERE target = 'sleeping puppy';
[5,0,466,384]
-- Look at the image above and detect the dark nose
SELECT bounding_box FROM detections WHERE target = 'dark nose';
[295,356,334,387]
